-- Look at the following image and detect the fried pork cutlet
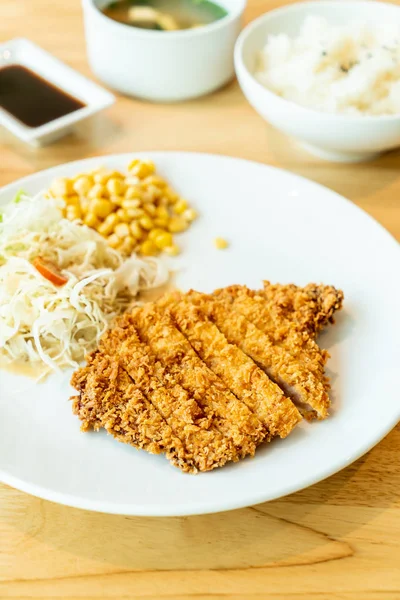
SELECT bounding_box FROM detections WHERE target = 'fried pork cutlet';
[71,351,198,473]
[71,280,343,473]
[160,293,301,439]
[98,319,240,471]
[261,281,344,337]
[214,285,337,419]
[130,303,266,457]
[182,290,329,421]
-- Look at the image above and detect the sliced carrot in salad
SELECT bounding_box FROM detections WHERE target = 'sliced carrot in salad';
[32,257,68,287]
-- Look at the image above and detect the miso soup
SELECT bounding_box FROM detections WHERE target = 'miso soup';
[102,0,228,31]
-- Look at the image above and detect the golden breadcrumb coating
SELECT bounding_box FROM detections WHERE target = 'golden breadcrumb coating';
[160,293,301,439]
[130,303,266,457]
[262,281,344,337]
[213,285,339,419]
[184,290,329,421]
[99,318,240,471]
[71,352,197,473]
[258,283,343,397]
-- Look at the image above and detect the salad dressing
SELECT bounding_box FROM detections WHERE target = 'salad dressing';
[0,358,48,380]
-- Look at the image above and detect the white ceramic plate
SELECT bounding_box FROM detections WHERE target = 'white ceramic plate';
[1,152,399,516]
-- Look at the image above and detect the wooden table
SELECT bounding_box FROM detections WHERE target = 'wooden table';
[1,1,399,598]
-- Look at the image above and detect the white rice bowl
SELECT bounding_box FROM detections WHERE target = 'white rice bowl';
[255,16,400,116]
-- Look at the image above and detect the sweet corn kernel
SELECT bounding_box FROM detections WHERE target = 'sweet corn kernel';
[140,191,153,204]
[84,213,100,228]
[214,237,229,250]
[119,235,135,255]
[72,172,93,183]
[106,177,126,196]
[115,223,131,238]
[146,184,162,199]
[143,175,167,188]
[173,199,188,215]
[97,221,114,237]
[80,199,90,215]
[66,206,82,220]
[50,177,74,197]
[109,195,125,207]
[164,244,181,256]
[98,213,120,236]
[98,222,111,236]
[130,221,144,240]
[148,228,167,242]
[129,160,155,179]
[93,170,112,185]
[106,212,120,226]
[154,231,173,250]
[143,202,157,216]
[125,176,141,188]
[90,199,114,219]
[108,170,124,180]
[168,216,188,233]
[65,195,80,207]
[73,176,92,196]
[182,208,198,222]
[88,183,108,199]
[140,239,158,256]
[125,186,142,200]
[164,187,179,204]
[139,216,153,230]
[125,208,145,220]
[122,198,141,210]
[107,233,121,248]
[154,217,169,228]
[127,158,140,171]
[116,208,127,221]
[155,205,169,220]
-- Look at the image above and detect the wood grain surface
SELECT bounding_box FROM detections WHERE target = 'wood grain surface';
[0,1,399,598]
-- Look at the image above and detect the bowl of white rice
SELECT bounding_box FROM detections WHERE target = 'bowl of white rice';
[234,1,400,162]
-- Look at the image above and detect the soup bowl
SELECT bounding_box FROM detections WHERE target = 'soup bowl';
[234,1,400,162]
[82,0,246,102]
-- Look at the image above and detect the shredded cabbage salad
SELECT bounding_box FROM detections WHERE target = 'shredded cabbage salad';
[0,192,169,373]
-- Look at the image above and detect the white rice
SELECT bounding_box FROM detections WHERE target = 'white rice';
[255,16,400,116]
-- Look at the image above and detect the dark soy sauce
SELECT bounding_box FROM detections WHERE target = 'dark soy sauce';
[0,65,86,128]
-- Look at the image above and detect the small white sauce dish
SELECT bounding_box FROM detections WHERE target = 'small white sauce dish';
[0,38,115,147]
[81,0,246,102]
[234,1,400,162]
